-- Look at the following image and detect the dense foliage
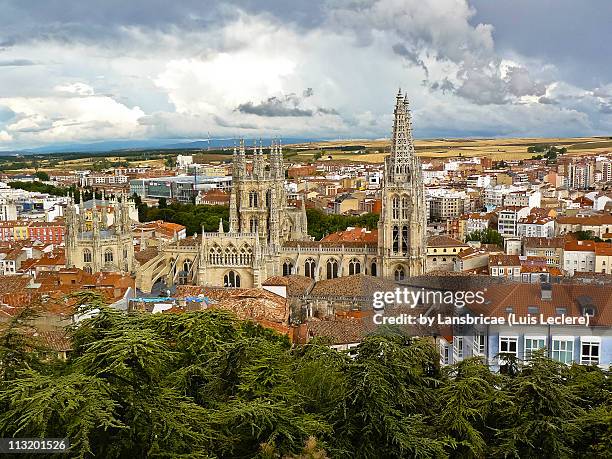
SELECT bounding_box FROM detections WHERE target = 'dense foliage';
[306,208,379,240]
[8,181,106,204]
[465,228,504,247]
[136,203,379,240]
[0,293,609,458]
[136,199,230,236]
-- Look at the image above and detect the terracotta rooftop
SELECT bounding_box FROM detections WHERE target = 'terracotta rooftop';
[175,285,290,328]
[134,247,160,264]
[489,254,521,267]
[469,283,612,327]
[557,214,612,225]
[321,227,378,243]
[522,236,567,249]
[427,235,469,248]
[564,240,596,252]
[309,274,396,299]
[263,275,314,296]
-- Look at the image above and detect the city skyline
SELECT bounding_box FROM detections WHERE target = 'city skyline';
[0,0,611,151]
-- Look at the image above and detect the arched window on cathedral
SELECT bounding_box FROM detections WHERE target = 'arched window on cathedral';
[209,245,221,264]
[394,265,405,281]
[249,191,258,208]
[392,195,400,219]
[224,245,238,265]
[183,259,192,273]
[401,226,409,254]
[84,265,92,274]
[104,249,113,264]
[401,195,409,219]
[392,226,400,254]
[304,258,316,279]
[224,270,240,288]
[349,258,361,275]
[282,260,294,276]
[371,261,377,277]
[250,218,258,233]
[266,190,271,208]
[326,258,339,279]
[83,249,92,263]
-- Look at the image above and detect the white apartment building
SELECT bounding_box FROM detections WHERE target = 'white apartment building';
[563,240,596,276]
[484,185,522,211]
[497,206,530,238]
[567,161,593,189]
[517,216,555,238]
[503,190,541,209]
[427,189,468,221]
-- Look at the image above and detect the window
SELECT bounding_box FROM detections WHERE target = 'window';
[348,258,361,275]
[440,342,450,365]
[224,270,240,288]
[371,261,377,277]
[453,336,464,360]
[83,249,92,263]
[580,339,600,365]
[104,249,113,263]
[392,195,400,219]
[552,338,574,364]
[499,337,518,356]
[392,226,399,253]
[249,191,258,207]
[473,334,486,355]
[401,226,409,254]
[282,260,294,276]
[326,259,339,279]
[394,265,405,281]
[249,218,258,233]
[524,337,546,360]
[304,258,316,279]
[401,195,409,219]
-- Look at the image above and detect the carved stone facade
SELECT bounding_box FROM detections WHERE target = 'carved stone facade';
[65,195,135,274]
[135,91,426,292]
[377,90,427,279]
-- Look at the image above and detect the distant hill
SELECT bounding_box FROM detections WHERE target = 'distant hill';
[6,137,324,155]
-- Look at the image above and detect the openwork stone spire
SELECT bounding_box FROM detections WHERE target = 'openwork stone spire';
[387,88,417,184]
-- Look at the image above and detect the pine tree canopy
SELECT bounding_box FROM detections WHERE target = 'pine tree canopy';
[0,293,610,458]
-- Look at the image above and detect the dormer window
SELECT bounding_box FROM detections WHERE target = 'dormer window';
[583,306,595,317]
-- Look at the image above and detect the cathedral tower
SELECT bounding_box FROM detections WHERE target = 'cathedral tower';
[378,90,427,280]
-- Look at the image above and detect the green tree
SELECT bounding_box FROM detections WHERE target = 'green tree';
[35,171,50,181]
[465,228,503,247]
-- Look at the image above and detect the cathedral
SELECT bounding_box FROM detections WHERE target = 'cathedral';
[72,91,426,292]
[65,194,135,274]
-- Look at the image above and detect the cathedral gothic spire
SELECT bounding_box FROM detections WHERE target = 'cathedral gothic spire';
[378,89,427,279]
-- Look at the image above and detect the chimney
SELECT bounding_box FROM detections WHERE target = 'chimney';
[541,282,552,301]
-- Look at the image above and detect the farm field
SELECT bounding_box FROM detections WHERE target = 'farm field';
[287,136,612,163]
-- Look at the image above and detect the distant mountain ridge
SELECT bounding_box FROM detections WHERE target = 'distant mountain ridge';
[2,137,324,155]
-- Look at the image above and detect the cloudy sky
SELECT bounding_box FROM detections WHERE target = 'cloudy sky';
[0,0,611,150]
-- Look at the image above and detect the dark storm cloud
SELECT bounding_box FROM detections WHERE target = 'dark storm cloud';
[0,59,37,66]
[0,0,326,47]
[538,96,557,105]
[428,78,455,94]
[236,91,338,117]
[237,94,314,117]
[470,0,612,88]
[392,43,428,76]
[600,104,612,115]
